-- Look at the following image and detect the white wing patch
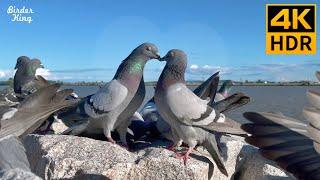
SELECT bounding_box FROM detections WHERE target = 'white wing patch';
[166,83,216,125]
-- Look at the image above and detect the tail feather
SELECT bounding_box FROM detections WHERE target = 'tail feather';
[203,135,228,177]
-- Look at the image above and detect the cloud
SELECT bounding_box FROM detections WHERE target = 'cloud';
[0,71,5,78]
[187,64,231,76]
[0,69,15,79]
[190,64,198,70]
[35,68,51,79]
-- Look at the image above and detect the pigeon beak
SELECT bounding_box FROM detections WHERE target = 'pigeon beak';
[154,53,161,60]
[159,57,166,61]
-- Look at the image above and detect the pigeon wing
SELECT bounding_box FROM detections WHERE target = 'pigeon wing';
[193,71,219,102]
[0,84,79,138]
[242,112,320,179]
[166,84,218,126]
[304,90,320,153]
[85,80,128,117]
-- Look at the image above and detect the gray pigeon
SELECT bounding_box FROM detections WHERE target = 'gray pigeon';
[241,71,320,180]
[154,49,245,176]
[13,56,47,98]
[65,43,160,146]
[0,83,79,138]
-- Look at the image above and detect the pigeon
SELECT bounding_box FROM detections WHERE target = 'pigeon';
[0,83,79,138]
[154,49,246,176]
[13,56,48,98]
[214,80,233,102]
[64,43,160,146]
[241,71,320,179]
[136,72,249,145]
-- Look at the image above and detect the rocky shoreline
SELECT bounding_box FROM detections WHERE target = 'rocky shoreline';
[19,134,292,180]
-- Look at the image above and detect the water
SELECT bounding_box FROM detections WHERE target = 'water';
[1,85,318,123]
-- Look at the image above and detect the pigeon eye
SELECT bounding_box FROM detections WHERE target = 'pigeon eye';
[146,46,152,51]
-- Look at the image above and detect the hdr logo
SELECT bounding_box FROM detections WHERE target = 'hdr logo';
[266,4,316,54]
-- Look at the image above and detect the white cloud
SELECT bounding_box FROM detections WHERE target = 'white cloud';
[202,65,211,69]
[0,69,15,79]
[35,68,51,79]
[0,71,5,78]
[190,64,198,70]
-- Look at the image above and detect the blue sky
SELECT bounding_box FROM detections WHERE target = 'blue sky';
[0,0,319,82]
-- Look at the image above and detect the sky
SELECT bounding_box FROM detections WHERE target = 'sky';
[0,0,319,82]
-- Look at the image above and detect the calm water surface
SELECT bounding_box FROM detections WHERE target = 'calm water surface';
[1,85,318,123]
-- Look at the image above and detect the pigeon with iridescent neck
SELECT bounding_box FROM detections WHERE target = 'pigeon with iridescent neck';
[64,43,160,147]
[13,56,48,98]
[154,49,245,177]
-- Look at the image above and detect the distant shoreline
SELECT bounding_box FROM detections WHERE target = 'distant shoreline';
[1,80,320,87]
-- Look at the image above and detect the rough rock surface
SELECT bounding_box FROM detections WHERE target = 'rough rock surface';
[22,135,294,180]
[0,168,42,180]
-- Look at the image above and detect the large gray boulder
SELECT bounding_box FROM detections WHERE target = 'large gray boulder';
[21,135,293,180]
[0,168,42,180]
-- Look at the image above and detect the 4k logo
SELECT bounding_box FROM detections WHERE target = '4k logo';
[266,4,316,54]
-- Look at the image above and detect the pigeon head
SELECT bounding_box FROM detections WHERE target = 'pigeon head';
[31,59,44,68]
[161,49,187,70]
[159,49,187,83]
[15,56,31,70]
[115,43,160,80]
[131,42,160,61]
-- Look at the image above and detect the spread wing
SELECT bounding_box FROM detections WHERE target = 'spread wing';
[242,111,320,180]
[84,80,128,117]
[0,84,79,138]
[19,75,50,97]
[166,83,219,126]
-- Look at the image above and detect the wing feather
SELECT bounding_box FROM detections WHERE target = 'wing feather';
[85,80,127,117]
[166,83,216,126]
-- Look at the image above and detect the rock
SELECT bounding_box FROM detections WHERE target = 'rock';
[21,134,294,180]
[0,168,42,180]
[50,118,69,134]
[214,136,293,180]
[22,135,210,180]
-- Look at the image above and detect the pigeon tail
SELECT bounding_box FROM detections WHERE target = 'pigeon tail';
[203,134,228,177]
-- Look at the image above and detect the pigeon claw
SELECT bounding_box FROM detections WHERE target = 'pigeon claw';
[107,136,116,144]
[166,143,176,151]
[174,147,193,166]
